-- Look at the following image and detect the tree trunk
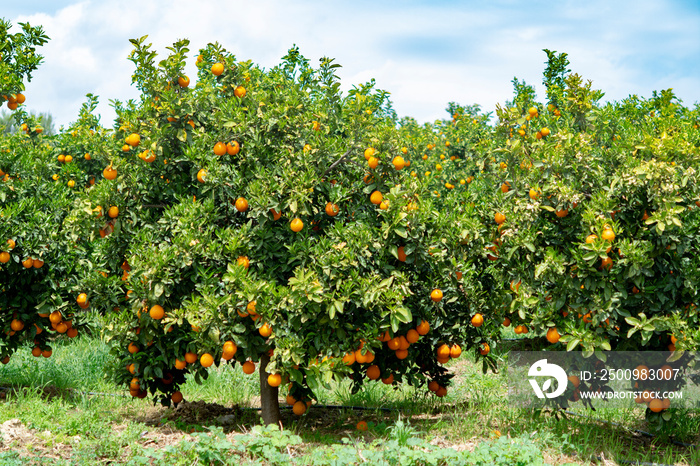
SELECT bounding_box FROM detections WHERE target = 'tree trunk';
[259,352,280,425]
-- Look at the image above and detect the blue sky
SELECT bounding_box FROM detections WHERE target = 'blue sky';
[5,0,700,129]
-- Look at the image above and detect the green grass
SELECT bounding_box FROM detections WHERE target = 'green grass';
[0,335,697,465]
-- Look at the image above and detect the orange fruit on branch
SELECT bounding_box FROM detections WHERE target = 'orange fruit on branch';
[290,218,304,232]
[235,197,249,212]
[211,62,224,76]
[430,289,443,303]
[325,202,339,217]
[200,353,214,368]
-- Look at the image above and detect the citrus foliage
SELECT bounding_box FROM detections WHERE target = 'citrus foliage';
[75,38,476,410]
[2,19,700,425]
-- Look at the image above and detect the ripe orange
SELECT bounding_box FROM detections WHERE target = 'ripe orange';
[500,182,510,193]
[502,317,511,327]
[397,246,407,262]
[292,400,307,415]
[601,228,615,242]
[10,319,24,332]
[437,344,451,359]
[174,359,187,370]
[382,374,394,384]
[555,209,569,218]
[235,197,249,212]
[259,322,272,337]
[398,335,410,351]
[540,127,550,137]
[108,206,119,218]
[387,337,401,351]
[479,342,490,356]
[648,398,664,413]
[356,420,368,431]
[392,156,405,170]
[178,76,190,87]
[449,344,462,359]
[171,391,184,403]
[65,155,73,163]
[435,386,447,397]
[103,165,117,180]
[325,202,339,217]
[227,141,240,155]
[416,320,430,335]
[77,293,88,305]
[546,327,560,344]
[367,156,379,169]
[290,218,304,232]
[471,313,484,327]
[366,365,381,380]
[6,239,15,250]
[364,147,375,160]
[430,289,443,302]
[127,343,139,355]
[211,62,224,76]
[528,188,540,200]
[22,257,33,268]
[200,353,214,368]
[267,373,282,387]
[342,352,356,365]
[395,349,408,359]
[233,86,246,98]
[222,341,237,360]
[0,252,10,263]
[406,329,420,344]
[528,107,538,117]
[428,380,439,392]
[241,360,255,374]
[197,169,207,183]
[600,257,613,270]
[494,212,506,225]
[126,133,140,147]
[213,142,227,156]
[567,375,580,388]
[149,305,165,320]
[270,208,281,221]
[369,191,383,205]
[237,256,250,269]
[585,234,597,244]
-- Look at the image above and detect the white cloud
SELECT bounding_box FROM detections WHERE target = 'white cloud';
[9,0,700,130]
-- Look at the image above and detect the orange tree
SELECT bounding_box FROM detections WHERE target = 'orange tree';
[69,37,488,424]
[0,20,91,362]
[403,51,700,423]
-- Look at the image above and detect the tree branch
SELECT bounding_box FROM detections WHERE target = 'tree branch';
[323,147,358,178]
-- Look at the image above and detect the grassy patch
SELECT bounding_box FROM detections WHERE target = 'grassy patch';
[0,335,697,465]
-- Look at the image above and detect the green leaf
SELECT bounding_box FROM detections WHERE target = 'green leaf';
[566,339,580,351]
[154,283,164,298]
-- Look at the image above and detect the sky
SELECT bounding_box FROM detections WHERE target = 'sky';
[4,0,700,130]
